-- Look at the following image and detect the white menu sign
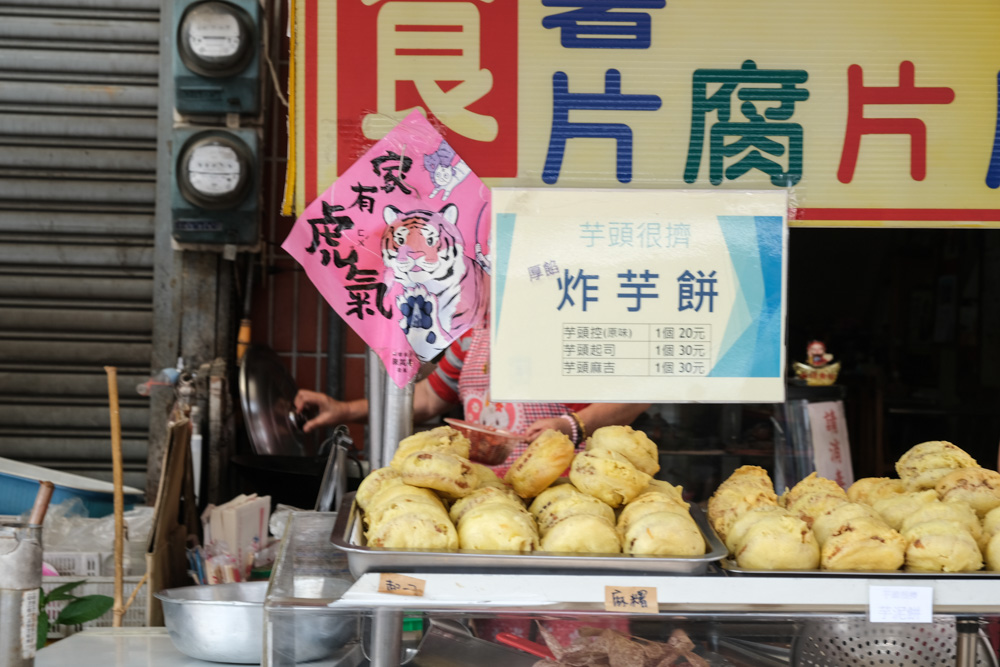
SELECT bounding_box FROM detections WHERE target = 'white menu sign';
[869,586,933,624]
[490,189,788,403]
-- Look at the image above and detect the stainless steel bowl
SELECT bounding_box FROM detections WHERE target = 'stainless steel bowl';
[156,581,356,664]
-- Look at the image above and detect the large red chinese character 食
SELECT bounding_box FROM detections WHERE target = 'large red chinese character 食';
[337,0,517,179]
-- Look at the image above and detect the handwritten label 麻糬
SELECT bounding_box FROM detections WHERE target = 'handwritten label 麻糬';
[604,586,658,613]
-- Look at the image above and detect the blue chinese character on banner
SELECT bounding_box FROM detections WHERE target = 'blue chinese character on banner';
[671,223,691,248]
[557,268,599,311]
[617,269,658,312]
[986,72,1000,188]
[685,60,809,186]
[543,69,662,184]
[678,269,718,313]
[541,0,666,50]
[580,221,605,247]
[608,221,634,247]
[636,222,661,248]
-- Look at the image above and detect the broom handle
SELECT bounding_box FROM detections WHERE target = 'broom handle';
[105,366,125,628]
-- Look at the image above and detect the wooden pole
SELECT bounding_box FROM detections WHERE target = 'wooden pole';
[105,366,125,628]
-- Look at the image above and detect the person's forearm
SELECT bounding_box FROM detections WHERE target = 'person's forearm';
[340,397,369,423]
[329,384,451,425]
[412,379,455,423]
[573,403,651,438]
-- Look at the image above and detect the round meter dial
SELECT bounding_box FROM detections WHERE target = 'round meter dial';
[177,131,254,210]
[178,1,255,78]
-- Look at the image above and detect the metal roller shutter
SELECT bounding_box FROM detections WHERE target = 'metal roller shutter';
[0,0,160,491]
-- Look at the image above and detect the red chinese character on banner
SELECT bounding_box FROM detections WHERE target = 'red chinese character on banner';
[337,0,517,178]
[824,409,838,434]
[838,61,954,183]
[829,438,842,463]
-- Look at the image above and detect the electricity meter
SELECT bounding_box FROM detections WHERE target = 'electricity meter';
[177,131,253,209]
[171,128,259,246]
[178,1,254,78]
[173,0,260,114]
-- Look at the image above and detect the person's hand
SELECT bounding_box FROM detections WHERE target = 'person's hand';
[293,389,344,433]
[522,416,572,442]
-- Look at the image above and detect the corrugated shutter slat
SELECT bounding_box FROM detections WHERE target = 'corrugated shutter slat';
[0,0,159,484]
[0,370,148,397]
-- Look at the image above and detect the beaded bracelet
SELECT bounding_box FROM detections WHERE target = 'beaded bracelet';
[569,412,587,443]
[559,413,580,444]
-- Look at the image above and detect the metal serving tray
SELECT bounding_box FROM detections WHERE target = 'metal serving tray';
[330,492,727,578]
[721,558,1000,578]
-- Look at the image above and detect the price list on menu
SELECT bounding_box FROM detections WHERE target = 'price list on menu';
[561,324,713,377]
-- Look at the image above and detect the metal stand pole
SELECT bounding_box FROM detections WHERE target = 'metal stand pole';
[954,617,981,667]
[369,607,403,667]
[366,348,414,469]
[365,349,386,469]
[382,373,414,467]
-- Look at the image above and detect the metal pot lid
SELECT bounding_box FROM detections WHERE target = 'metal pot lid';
[239,345,312,457]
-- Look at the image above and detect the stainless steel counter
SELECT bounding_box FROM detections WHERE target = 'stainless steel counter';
[36,629,232,667]
[36,628,362,667]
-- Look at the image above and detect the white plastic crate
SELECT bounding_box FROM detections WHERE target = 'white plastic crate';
[44,546,145,577]
[42,575,147,639]
[44,552,112,577]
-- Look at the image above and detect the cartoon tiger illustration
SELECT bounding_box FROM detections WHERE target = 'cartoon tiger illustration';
[381,202,489,361]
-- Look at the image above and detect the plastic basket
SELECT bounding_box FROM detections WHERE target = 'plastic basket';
[44,552,111,577]
[42,575,147,638]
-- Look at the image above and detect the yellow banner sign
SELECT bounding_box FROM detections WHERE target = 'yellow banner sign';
[293,0,1000,227]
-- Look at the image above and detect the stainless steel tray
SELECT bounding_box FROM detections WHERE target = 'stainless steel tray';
[330,492,727,578]
[721,558,1000,578]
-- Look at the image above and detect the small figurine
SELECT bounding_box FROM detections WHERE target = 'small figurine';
[807,340,833,367]
[793,340,841,386]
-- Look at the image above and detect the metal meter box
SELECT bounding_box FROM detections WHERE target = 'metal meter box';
[171,127,260,245]
[173,0,260,115]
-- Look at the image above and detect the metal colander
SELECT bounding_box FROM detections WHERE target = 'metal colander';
[792,616,998,667]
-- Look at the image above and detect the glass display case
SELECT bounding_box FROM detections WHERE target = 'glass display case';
[265,511,1000,667]
[638,383,849,503]
[264,512,362,667]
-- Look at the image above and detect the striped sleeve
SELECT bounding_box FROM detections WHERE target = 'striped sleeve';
[426,330,471,404]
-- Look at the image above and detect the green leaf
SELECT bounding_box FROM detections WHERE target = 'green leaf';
[44,580,86,604]
[55,595,114,626]
[36,610,50,650]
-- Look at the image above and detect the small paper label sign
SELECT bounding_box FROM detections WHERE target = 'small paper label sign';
[378,573,426,597]
[604,586,658,614]
[869,586,933,623]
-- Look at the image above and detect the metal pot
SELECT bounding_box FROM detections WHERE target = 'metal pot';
[156,581,356,664]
